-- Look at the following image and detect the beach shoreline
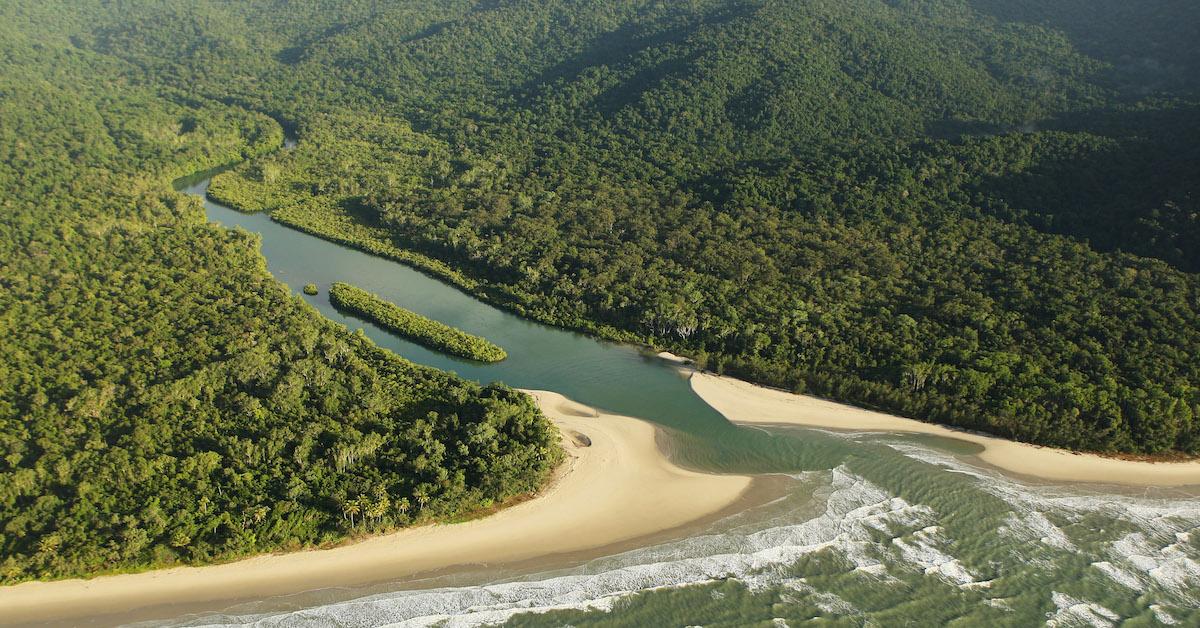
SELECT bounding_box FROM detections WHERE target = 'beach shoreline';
[0,391,756,626]
[689,370,1200,487]
[10,363,1198,627]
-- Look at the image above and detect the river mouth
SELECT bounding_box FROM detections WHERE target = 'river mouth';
[162,167,1200,626]
[185,169,855,477]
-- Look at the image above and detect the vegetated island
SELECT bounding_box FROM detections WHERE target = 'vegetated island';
[330,282,507,362]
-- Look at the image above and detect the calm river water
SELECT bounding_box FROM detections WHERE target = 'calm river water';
[161,171,1200,627]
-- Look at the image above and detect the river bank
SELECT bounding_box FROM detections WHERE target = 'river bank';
[131,166,1200,627]
[690,370,1200,487]
[0,392,757,626]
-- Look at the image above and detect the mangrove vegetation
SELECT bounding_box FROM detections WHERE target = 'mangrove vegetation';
[330,282,508,362]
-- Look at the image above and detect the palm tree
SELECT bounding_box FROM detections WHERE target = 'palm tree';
[367,489,390,524]
[343,499,361,527]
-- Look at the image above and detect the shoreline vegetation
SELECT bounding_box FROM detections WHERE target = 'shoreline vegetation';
[205,184,644,348]
[218,156,1199,470]
[6,1,1200,615]
[686,366,1200,487]
[0,392,756,626]
[1,90,559,584]
[182,0,1200,459]
[5,357,1193,624]
[204,116,1200,458]
[329,281,507,362]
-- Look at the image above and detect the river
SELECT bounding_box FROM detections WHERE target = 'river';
[159,170,1200,627]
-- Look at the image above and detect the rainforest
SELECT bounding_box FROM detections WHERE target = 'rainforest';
[2,0,1199,598]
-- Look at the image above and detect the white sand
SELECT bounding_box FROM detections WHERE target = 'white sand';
[656,351,693,365]
[0,391,752,625]
[691,371,1200,487]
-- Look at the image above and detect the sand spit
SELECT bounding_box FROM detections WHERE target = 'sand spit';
[691,371,1200,487]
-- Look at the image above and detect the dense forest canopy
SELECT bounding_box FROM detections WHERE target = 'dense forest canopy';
[0,2,561,583]
[2,0,1200,580]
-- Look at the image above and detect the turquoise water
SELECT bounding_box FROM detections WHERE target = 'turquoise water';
[182,173,846,476]
[166,173,1200,627]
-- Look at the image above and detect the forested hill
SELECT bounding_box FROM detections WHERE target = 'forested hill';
[1,3,1198,586]
[77,0,1198,456]
[0,6,561,583]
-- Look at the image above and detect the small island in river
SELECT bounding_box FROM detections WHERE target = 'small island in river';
[330,281,507,362]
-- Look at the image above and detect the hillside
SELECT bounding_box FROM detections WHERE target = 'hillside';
[2,0,1200,581]
[79,0,1199,455]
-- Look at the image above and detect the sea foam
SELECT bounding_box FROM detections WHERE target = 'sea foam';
[178,467,966,627]
[175,436,1200,627]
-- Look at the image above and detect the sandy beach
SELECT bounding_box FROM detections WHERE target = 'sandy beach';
[0,391,754,626]
[690,370,1200,487]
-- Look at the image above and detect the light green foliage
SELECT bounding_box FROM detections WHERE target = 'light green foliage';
[208,112,448,212]
[330,283,507,362]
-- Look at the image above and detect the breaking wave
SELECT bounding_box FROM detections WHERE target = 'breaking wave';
[173,467,980,627]
[883,436,1200,610]
[167,437,1200,627]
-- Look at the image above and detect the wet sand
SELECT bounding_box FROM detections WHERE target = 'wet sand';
[691,371,1200,487]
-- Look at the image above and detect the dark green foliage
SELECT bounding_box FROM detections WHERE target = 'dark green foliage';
[119,0,1199,455]
[3,0,1200,589]
[330,283,508,362]
[0,3,560,583]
